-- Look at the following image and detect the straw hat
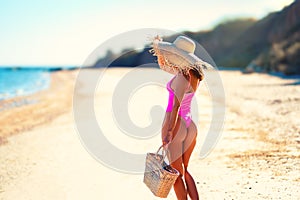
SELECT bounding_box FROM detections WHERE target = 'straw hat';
[150,35,214,78]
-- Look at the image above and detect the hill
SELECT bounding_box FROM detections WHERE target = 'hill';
[94,0,300,75]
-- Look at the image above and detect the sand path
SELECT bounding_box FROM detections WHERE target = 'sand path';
[0,69,299,199]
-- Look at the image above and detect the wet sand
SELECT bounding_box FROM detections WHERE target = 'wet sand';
[0,68,299,199]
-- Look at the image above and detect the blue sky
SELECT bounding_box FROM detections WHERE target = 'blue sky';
[0,0,294,66]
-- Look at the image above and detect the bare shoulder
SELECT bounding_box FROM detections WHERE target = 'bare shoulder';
[171,73,189,93]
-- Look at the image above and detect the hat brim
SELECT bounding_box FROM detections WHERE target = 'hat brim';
[152,40,214,75]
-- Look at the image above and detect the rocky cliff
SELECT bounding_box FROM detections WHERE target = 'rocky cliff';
[233,0,300,74]
[94,0,300,75]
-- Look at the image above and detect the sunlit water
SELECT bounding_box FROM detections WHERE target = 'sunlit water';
[0,68,50,101]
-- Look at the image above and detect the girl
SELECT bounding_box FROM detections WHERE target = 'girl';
[151,35,212,200]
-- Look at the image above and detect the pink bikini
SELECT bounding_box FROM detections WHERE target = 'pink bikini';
[166,75,195,128]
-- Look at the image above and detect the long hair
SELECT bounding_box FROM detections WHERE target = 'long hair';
[189,67,204,81]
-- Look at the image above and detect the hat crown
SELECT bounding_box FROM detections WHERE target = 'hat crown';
[173,36,196,53]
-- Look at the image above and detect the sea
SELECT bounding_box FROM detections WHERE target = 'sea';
[0,66,75,101]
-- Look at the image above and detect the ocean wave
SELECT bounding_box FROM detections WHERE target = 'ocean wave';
[0,68,50,101]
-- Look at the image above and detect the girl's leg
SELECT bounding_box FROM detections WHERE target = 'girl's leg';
[183,121,199,200]
[168,120,188,200]
[170,156,187,200]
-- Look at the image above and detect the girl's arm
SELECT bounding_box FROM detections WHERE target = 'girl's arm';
[163,75,189,145]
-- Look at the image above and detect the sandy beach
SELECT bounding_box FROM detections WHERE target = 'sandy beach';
[0,68,299,200]
[0,70,76,141]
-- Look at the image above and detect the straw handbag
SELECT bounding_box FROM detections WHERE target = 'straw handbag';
[143,145,180,198]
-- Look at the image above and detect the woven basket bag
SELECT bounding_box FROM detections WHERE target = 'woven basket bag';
[143,145,179,198]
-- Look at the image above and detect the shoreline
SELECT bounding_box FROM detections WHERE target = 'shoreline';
[0,70,77,144]
[1,67,299,151]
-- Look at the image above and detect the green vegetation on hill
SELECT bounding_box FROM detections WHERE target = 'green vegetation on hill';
[182,18,257,66]
[94,1,300,75]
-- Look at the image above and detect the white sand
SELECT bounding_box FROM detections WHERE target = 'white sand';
[0,68,299,199]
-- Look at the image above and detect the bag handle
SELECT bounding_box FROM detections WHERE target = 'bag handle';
[156,145,171,165]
